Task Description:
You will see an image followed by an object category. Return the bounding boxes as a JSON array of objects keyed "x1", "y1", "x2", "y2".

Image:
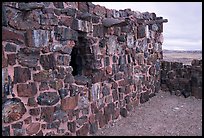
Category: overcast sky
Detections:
[{"x1": 93, "y1": 2, "x2": 202, "y2": 51}]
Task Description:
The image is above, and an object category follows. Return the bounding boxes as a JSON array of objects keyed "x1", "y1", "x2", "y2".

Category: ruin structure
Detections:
[{"x1": 2, "y1": 2, "x2": 169, "y2": 136}]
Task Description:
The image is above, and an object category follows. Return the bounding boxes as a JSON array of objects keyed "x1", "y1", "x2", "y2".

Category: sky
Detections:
[{"x1": 93, "y1": 2, "x2": 202, "y2": 51}]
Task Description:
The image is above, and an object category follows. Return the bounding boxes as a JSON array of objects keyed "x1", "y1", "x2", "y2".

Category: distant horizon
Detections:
[{"x1": 162, "y1": 49, "x2": 202, "y2": 52}]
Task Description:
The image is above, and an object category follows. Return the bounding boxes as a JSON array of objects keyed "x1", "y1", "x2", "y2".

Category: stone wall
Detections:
[
  {"x1": 160, "y1": 59, "x2": 202, "y2": 99},
  {"x1": 2, "y1": 2, "x2": 167, "y2": 136}
]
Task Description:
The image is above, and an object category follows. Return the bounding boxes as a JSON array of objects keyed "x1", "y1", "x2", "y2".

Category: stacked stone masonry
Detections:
[
  {"x1": 160, "y1": 59, "x2": 202, "y2": 99},
  {"x1": 2, "y1": 2, "x2": 168, "y2": 136}
]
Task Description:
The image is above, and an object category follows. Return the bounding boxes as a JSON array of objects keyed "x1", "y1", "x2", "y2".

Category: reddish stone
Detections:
[
  {"x1": 33, "y1": 70, "x2": 51, "y2": 82},
  {"x1": 41, "y1": 107, "x2": 55, "y2": 122},
  {"x1": 59, "y1": 16, "x2": 73, "y2": 27},
  {"x1": 112, "y1": 89, "x2": 119, "y2": 102},
  {"x1": 9, "y1": 11, "x2": 41, "y2": 31},
  {"x1": 29, "y1": 108, "x2": 40, "y2": 116},
  {"x1": 98, "y1": 113, "x2": 106, "y2": 128},
  {"x1": 113, "y1": 108, "x2": 120, "y2": 120},
  {"x1": 26, "y1": 122, "x2": 40, "y2": 135},
  {"x1": 93, "y1": 5, "x2": 106, "y2": 17},
  {"x1": 2, "y1": 27, "x2": 25, "y2": 44},
  {"x1": 24, "y1": 116, "x2": 32, "y2": 124},
  {"x1": 40, "y1": 53, "x2": 56, "y2": 70},
  {"x1": 125, "y1": 85, "x2": 131, "y2": 94},
  {"x1": 53, "y1": 2, "x2": 64, "y2": 8},
  {"x1": 35, "y1": 130, "x2": 43, "y2": 136},
  {"x1": 93, "y1": 24, "x2": 104, "y2": 37},
  {"x1": 118, "y1": 79, "x2": 128, "y2": 86},
  {"x1": 89, "y1": 114, "x2": 95, "y2": 124},
  {"x1": 17, "y1": 82, "x2": 37, "y2": 97},
  {"x1": 106, "y1": 66, "x2": 112, "y2": 75},
  {"x1": 61, "y1": 95, "x2": 78, "y2": 111},
  {"x1": 76, "y1": 123, "x2": 89, "y2": 136},
  {"x1": 7, "y1": 54, "x2": 16, "y2": 65},
  {"x1": 2, "y1": 47, "x2": 8, "y2": 68},
  {"x1": 106, "y1": 9, "x2": 113, "y2": 18},
  {"x1": 14, "y1": 66, "x2": 31, "y2": 84},
  {"x1": 2, "y1": 98, "x2": 27, "y2": 123},
  {"x1": 78, "y1": 2, "x2": 88, "y2": 13},
  {"x1": 91, "y1": 102, "x2": 99, "y2": 114},
  {"x1": 192, "y1": 87, "x2": 202, "y2": 99}
]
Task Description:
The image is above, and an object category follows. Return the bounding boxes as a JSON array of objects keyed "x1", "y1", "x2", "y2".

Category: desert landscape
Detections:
[{"x1": 162, "y1": 49, "x2": 202, "y2": 65}]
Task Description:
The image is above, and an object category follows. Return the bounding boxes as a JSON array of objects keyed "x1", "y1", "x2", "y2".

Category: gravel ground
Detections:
[{"x1": 92, "y1": 90, "x2": 202, "y2": 136}]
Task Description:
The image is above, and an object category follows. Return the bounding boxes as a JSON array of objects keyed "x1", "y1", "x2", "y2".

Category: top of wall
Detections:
[{"x1": 2, "y1": 2, "x2": 168, "y2": 28}]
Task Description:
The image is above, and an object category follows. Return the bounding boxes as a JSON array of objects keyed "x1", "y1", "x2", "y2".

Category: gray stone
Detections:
[
  {"x1": 18, "y1": 2, "x2": 44, "y2": 11},
  {"x1": 137, "y1": 25, "x2": 146, "y2": 38},
  {"x1": 26, "y1": 29, "x2": 50, "y2": 47},
  {"x1": 37, "y1": 92, "x2": 60, "y2": 106},
  {"x1": 91, "y1": 83, "x2": 101, "y2": 101},
  {"x1": 89, "y1": 122, "x2": 98, "y2": 134},
  {"x1": 58, "y1": 88, "x2": 68, "y2": 99},
  {"x1": 18, "y1": 47, "x2": 40, "y2": 68},
  {"x1": 5, "y1": 43, "x2": 17, "y2": 52},
  {"x1": 107, "y1": 36, "x2": 117, "y2": 55},
  {"x1": 2, "y1": 126, "x2": 10, "y2": 136},
  {"x1": 53, "y1": 110, "x2": 68, "y2": 123},
  {"x1": 127, "y1": 33, "x2": 134, "y2": 48},
  {"x1": 120, "y1": 108, "x2": 128, "y2": 117},
  {"x1": 140, "y1": 92, "x2": 149, "y2": 104},
  {"x1": 54, "y1": 27, "x2": 78, "y2": 41},
  {"x1": 71, "y1": 19, "x2": 93, "y2": 32},
  {"x1": 102, "y1": 85, "x2": 110, "y2": 97},
  {"x1": 78, "y1": 95, "x2": 89, "y2": 109},
  {"x1": 61, "y1": 8, "x2": 77, "y2": 17},
  {"x1": 2, "y1": 5, "x2": 8, "y2": 26}
]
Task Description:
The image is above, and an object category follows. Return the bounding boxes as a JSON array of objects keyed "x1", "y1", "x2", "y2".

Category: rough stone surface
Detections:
[
  {"x1": 40, "y1": 107, "x2": 55, "y2": 122},
  {"x1": 26, "y1": 123, "x2": 40, "y2": 135},
  {"x1": 40, "y1": 54, "x2": 56, "y2": 70},
  {"x1": 61, "y1": 95, "x2": 78, "y2": 111},
  {"x1": 26, "y1": 29, "x2": 50, "y2": 47},
  {"x1": 37, "y1": 92, "x2": 60, "y2": 106},
  {"x1": 2, "y1": 2, "x2": 170, "y2": 136},
  {"x1": 18, "y1": 47, "x2": 40, "y2": 67},
  {"x1": 14, "y1": 66, "x2": 31, "y2": 83},
  {"x1": 17, "y1": 82, "x2": 37, "y2": 97},
  {"x1": 2, "y1": 98, "x2": 26, "y2": 123}
]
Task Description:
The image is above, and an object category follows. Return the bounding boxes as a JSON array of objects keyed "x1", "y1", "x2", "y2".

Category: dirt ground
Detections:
[{"x1": 92, "y1": 90, "x2": 202, "y2": 136}]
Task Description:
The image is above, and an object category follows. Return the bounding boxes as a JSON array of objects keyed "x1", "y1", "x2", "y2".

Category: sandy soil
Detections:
[{"x1": 92, "y1": 90, "x2": 202, "y2": 136}]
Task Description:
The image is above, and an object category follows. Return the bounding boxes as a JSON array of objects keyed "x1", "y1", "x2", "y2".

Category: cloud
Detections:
[{"x1": 93, "y1": 2, "x2": 202, "y2": 51}]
